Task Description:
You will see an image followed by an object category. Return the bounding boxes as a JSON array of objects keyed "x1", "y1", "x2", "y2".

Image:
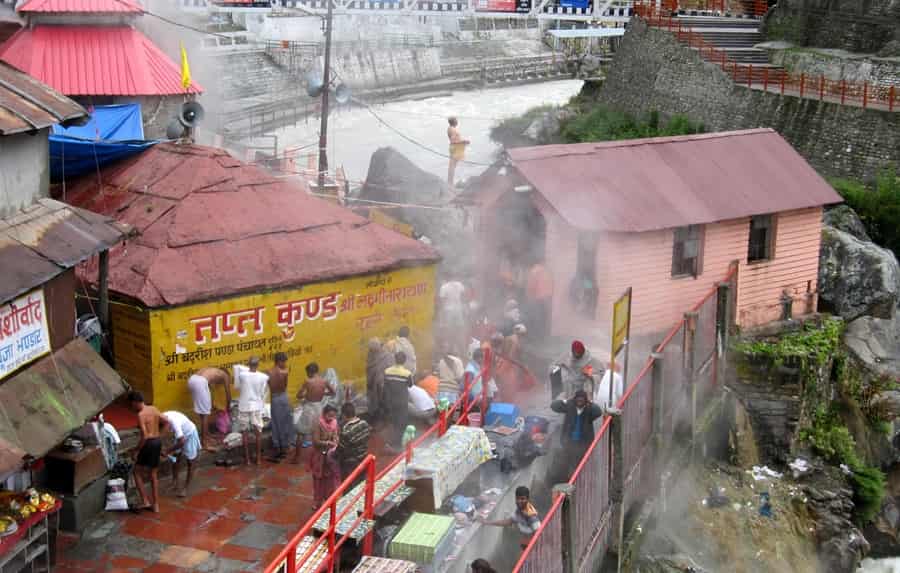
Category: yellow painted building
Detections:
[{"x1": 113, "y1": 265, "x2": 437, "y2": 413}]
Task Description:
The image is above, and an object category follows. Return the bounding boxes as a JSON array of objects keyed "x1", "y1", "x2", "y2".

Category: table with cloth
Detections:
[
  {"x1": 313, "y1": 462, "x2": 414, "y2": 540},
  {"x1": 405, "y1": 425, "x2": 493, "y2": 509}
]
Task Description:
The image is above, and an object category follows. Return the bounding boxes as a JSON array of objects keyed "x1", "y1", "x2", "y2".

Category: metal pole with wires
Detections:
[{"x1": 317, "y1": 0, "x2": 334, "y2": 192}]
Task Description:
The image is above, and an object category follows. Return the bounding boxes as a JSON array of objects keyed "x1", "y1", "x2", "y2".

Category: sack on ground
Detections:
[{"x1": 105, "y1": 478, "x2": 129, "y2": 511}]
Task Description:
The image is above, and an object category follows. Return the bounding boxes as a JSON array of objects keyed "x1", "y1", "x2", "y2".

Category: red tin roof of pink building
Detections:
[
  {"x1": 17, "y1": 0, "x2": 143, "y2": 13},
  {"x1": 65, "y1": 144, "x2": 440, "y2": 308},
  {"x1": 0, "y1": 25, "x2": 202, "y2": 96},
  {"x1": 506, "y1": 128, "x2": 842, "y2": 233}
]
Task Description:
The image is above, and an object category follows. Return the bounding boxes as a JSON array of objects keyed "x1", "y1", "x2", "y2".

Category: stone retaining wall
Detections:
[{"x1": 593, "y1": 19, "x2": 900, "y2": 181}]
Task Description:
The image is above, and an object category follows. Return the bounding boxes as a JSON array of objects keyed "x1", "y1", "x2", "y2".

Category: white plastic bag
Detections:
[{"x1": 104, "y1": 478, "x2": 128, "y2": 511}]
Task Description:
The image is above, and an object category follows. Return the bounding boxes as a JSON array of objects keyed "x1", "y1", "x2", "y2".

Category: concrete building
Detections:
[
  {"x1": 465, "y1": 128, "x2": 842, "y2": 338},
  {"x1": 0, "y1": 61, "x2": 86, "y2": 216},
  {"x1": 66, "y1": 143, "x2": 440, "y2": 413},
  {"x1": 0, "y1": 60, "x2": 130, "y2": 537},
  {"x1": 0, "y1": 0, "x2": 203, "y2": 138}
]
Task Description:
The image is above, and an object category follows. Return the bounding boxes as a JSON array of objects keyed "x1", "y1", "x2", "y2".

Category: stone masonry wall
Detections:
[
  {"x1": 762, "y1": 0, "x2": 900, "y2": 55},
  {"x1": 593, "y1": 19, "x2": 900, "y2": 181},
  {"x1": 769, "y1": 48, "x2": 900, "y2": 89}
]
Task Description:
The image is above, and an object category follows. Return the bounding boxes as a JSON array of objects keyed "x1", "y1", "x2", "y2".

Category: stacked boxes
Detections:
[{"x1": 389, "y1": 513, "x2": 455, "y2": 572}]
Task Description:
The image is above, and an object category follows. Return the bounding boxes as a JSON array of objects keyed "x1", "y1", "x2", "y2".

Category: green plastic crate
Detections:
[{"x1": 389, "y1": 512, "x2": 454, "y2": 564}]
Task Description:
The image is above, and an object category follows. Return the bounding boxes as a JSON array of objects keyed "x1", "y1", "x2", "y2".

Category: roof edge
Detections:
[
  {"x1": 509, "y1": 128, "x2": 777, "y2": 161},
  {"x1": 96, "y1": 258, "x2": 442, "y2": 310}
]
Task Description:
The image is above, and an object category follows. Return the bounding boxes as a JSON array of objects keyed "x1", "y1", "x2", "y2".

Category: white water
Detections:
[
  {"x1": 860, "y1": 558, "x2": 900, "y2": 572},
  {"x1": 274, "y1": 79, "x2": 584, "y2": 184}
]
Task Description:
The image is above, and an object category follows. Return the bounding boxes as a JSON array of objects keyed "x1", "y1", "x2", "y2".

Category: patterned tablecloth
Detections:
[
  {"x1": 294, "y1": 536, "x2": 327, "y2": 573},
  {"x1": 313, "y1": 463, "x2": 414, "y2": 539},
  {"x1": 352, "y1": 555, "x2": 417, "y2": 573},
  {"x1": 405, "y1": 425, "x2": 493, "y2": 509}
]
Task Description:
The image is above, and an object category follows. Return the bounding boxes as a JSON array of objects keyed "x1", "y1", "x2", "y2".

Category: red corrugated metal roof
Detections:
[
  {"x1": 17, "y1": 0, "x2": 143, "y2": 12},
  {"x1": 0, "y1": 26, "x2": 202, "y2": 96},
  {"x1": 66, "y1": 144, "x2": 440, "y2": 308},
  {"x1": 0, "y1": 60, "x2": 86, "y2": 135},
  {"x1": 506, "y1": 128, "x2": 843, "y2": 233}
]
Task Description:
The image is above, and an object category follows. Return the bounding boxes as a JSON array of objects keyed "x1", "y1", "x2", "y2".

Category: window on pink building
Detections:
[
  {"x1": 748, "y1": 214, "x2": 775, "y2": 263},
  {"x1": 672, "y1": 225, "x2": 704, "y2": 278}
]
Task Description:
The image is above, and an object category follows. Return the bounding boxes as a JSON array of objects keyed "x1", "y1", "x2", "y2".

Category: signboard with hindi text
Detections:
[
  {"x1": 114, "y1": 265, "x2": 437, "y2": 413},
  {"x1": 0, "y1": 289, "x2": 51, "y2": 380},
  {"x1": 612, "y1": 289, "x2": 631, "y2": 356}
]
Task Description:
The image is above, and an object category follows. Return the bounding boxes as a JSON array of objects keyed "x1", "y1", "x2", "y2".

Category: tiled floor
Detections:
[{"x1": 56, "y1": 433, "x2": 395, "y2": 573}]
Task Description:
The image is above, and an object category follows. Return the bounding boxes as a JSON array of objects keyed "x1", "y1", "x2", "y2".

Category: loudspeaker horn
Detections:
[
  {"x1": 178, "y1": 101, "x2": 205, "y2": 128},
  {"x1": 305, "y1": 71, "x2": 324, "y2": 98},
  {"x1": 334, "y1": 83, "x2": 351, "y2": 104}
]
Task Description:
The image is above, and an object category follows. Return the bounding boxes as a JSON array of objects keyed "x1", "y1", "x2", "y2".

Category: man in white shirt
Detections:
[
  {"x1": 592, "y1": 362, "x2": 624, "y2": 411},
  {"x1": 439, "y1": 280, "x2": 467, "y2": 356},
  {"x1": 161, "y1": 410, "x2": 200, "y2": 497},
  {"x1": 234, "y1": 356, "x2": 269, "y2": 465},
  {"x1": 408, "y1": 380, "x2": 437, "y2": 425}
]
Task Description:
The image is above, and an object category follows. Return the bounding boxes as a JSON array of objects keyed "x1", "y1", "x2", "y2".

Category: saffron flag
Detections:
[{"x1": 180, "y1": 42, "x2": 192, "y2": 91}]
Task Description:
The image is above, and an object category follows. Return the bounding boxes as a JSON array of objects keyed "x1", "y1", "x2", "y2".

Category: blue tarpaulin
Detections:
[{"x1": 50, "y1": 104, "x2": 157, "y2": 182}]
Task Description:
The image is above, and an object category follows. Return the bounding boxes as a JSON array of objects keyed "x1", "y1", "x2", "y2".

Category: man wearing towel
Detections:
[
  {"x1": 161, "y1": 410, "x2": 201, "y2": 497},
  {"x1": 187, "y1": 367, "x2": 231, "y2": 449}
]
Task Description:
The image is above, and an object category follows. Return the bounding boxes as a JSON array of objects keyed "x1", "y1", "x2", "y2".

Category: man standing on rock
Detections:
[{"x1": 447, "y1": 117, "x2": 470, "y2": 187}]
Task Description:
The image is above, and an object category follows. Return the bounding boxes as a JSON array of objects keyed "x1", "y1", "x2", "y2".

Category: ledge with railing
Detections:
[
  {"x1": 634, "y1": 4, "x2": 898, "y2": 112},
  {"x1": 513, "y1": 264, "x2": 738, "y2": 573}
]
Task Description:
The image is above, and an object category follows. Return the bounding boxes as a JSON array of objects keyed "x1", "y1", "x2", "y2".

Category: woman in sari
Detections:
[{"x1": 309, "y1": 405, "x2": 340, "y2": 509}]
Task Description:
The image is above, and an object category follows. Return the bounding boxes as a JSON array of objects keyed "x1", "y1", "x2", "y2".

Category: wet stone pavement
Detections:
[{"x1": 56, "y1": 436, "x2": 395, "y2": 573}]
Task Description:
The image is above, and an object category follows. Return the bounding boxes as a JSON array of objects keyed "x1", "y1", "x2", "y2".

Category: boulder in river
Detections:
[
  {"x1": 359, "y1": 147, "x2": 474, "y2": 277},
  {"x1": 818, "y1": 226, "x2": 900, "y2": 321}
]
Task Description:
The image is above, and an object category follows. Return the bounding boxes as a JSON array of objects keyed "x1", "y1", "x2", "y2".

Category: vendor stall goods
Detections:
[
  {"x1": 314, "y1": 463, "x2": 413, "y2": 539},
  {"x1": 389, "y1": 512, "x2": 455, "y2": 568},
  {"x1": 405, "y1": 426, "x2": 492, "y2": 509},
  {"x1": 352, "y1": 556, "x2": 417, "y2": 573}
]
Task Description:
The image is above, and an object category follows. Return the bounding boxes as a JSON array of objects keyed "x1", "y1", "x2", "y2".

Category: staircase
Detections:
[
  {"x1": 677, "y1": 15, "x2": 771, "y2": 65},
  {"x1": 673, "y1": 15, "x2": 782, "y2": 76}
]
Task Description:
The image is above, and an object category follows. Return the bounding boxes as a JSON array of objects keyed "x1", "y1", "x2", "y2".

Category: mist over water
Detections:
[
  {"x1": 274, "y1": 79, "x2": 584, "y2": 183},
  {"x1": 861, "y1": 559, "x2": 900, "y2": 572}
]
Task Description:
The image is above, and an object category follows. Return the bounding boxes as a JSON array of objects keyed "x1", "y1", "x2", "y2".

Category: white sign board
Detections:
[{"x1": 0, "y1": 289, "x2": 51, "y2": 380}]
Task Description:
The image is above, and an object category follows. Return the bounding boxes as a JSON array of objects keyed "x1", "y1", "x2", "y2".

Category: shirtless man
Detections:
[
  {"x1": 129, "y1": 391, "x2": 164, "y2": 512},
  {"x1": 267, "y1": 352, "x2": 296, "y2": 461},
  {"x1": 187, "y1": 367, "x2": 232, "y2": 450},
  {"x1": 447, "y1": 117, "x2": 470, "y2": 188},
  {"x1": 291, "y1": 362, "x2": 335, "y2": 464}
]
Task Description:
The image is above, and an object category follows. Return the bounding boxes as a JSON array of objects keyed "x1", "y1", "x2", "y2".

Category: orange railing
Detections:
[
  {"x1": 513, "y1": 265, "x2": 738, "y2": 573},
  {"x1": 265, "y1": 348, "x2": 494, "y2": 572},
  {"x1": 637, "y1": 8, "x2": 898, "y2": 112}
]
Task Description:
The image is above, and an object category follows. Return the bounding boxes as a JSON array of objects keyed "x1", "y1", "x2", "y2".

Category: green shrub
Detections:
[
  {"x1": 558, "y1": 107, "x2": 704, "y2": 143},
  {"x1": 832, "y1": 170, "x2": 900, "y2": 258},
  {"x1": 850, "y1": 464, "x2": 886, "y2": 525},
  {"x1": 799, "y1": 405, "x2": 886, "y2": 525}
]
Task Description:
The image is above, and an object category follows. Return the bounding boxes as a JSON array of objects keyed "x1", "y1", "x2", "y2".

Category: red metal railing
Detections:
[
  {"x1": 636, "y1": 7, "x2": 898, "y2": 112},
  {"x1": 265, "y1": 348, "x2": 493, "y2": 572},
  {"x1": 513, "y1": 265, "x2": 738, "y2": 573}
]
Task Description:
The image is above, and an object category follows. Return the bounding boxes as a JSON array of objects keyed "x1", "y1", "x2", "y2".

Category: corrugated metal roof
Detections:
[
  {"x1": 0, "y1": 25, "x2": 203, "y2": 96},
  {"x1": 0, "y1": 60, "x2": 86, "y2": 135},
  {"x1": 17, "y1": 0, "x2": 143, "y2": 12},
  {"x1": 0, "y1": 198, "x2": 131, "y2": 304},
  {"x1": 0, "y1": 338, "x2": 128, "y2": 460},
  {"x1": 66, "y1": 144, "x2": 441, "y2": 308},
  {"x1": 506, "y1": 128, "x2": 843, "y2": 232}
]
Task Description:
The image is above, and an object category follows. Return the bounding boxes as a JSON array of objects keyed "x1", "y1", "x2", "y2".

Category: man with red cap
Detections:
[{"x1": 551, "y1": 340, "x2": 598, "y2": 399}]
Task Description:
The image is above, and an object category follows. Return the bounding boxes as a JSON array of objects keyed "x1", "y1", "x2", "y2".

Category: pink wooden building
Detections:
[{"x1": 465, "y1": 128, "x2": 842, "y2": 338}]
